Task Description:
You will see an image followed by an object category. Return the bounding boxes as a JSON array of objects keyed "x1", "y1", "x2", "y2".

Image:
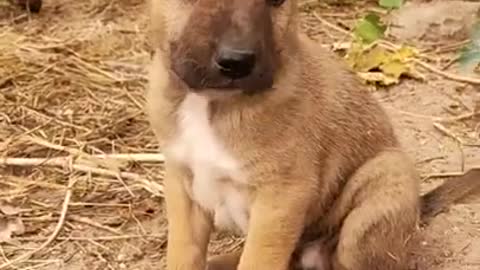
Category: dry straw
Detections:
[{"x1": 0, "y1": 0, "x2": 167, "y2": 268}]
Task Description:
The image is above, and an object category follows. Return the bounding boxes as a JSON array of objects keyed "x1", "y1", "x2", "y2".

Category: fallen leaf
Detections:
[
  {"x1": 391, "y1": 46, "x2": 418, "y2": 61},
  {"x1": 346, "y1": 41, "x2": 422, "y2": 86},
  {"x1": 345, "y1": 42, "x2": 365, "y2": 67},
  {"x1": 353, "y1": 46, "x2": 389, "y2": 72},
  {"x1": 380, "y1": 59, "x2": 408, "y2": 78},
  {"x1": 0, "y1": 217, "x2": 25, "y2": 243}
]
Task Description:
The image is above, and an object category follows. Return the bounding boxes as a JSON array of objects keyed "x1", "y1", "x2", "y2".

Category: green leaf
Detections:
[
  {"x1": 459, "y1": 22, "x2": 480, "y2": 74},
  {"x1": 458, "y1": 47, "x2": 480, "y2": 74},
  {"x1": 378, "y1": 0, "x2": 403, "y2": 9},
  {"x1": 354, "y1": 14, "x2": 386, "y2": 44}
]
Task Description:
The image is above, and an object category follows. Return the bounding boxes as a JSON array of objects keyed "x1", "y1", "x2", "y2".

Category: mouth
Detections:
[
  {"x1": 169, "y1": 57, "x2": 273, "y2": 94},
  {"x1": 171, "y1": 68, "x2": 266, "y2": 94},
  {"x1": 174, "y1": 71, "x2": 236, "y2": 91}
]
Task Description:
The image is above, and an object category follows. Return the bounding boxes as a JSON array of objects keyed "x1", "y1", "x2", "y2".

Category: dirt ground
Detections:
[{"x1": 0, "y1": 0, "x2": 479, "y2": 270}]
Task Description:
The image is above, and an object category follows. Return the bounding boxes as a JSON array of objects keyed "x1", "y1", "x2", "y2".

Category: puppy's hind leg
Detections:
[{"x1": 330, "y1": 151, "x2": 420, "y2": 270}]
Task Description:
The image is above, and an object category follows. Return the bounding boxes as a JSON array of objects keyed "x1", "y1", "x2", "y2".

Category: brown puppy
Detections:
[{"x1": 146, "y1": 1, "x2": 480, "y2": 270}]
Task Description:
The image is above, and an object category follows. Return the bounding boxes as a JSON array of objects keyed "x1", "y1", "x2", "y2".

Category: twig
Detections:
[
  {"x1": 434, "y1": 39, "x2": 471, "y2": 54},
  {"x1": 0, "y1": 246, "x2": 15, "y2": 270},
  {"x1": 0, "y1": 154, "x2": 164, "y2": 197},
  {"x1": 223, "y1": 239, "x2": 245, "y2": 253},
  {"x1": 24, "y1": 137, "x2": 152, "y2": 198},
  {"x1": 86, "y1": 239, "x2": 112, "y2": 253},
  {"x1": 129, "y1": 204, "x2": 148, "y2": 236},
  {"x1": 422, "y1": 171, "x2": 467, "y2": 181},
  {"x1": 441, "y1": 56, "x2": 460, "y2": 71},
  {"x1": 312, "y1": 12, "x2": 351, "y2": 36},
  {"x1": 433, "y1": 122, "x2": 465, "y2": 171},
  {"x1": 437, "y1": 112, "x2": 480, "y2": 122},
  {"x1": 23, "y1": 136, "x2": 138, "y2": 199},
  {"x1": 387, "y1": 107, "x2": 480, "y2": 123},
  {"x1": 414, "y1": 60, "x2": 480, "y2": 85},
  {"x1": 25, "y1": 135, "x2": 124, "y2": 171},
  {"x1": 421, "y1": 167, "x2": 480, "y2": 181},
  {"x1": 94, "y1": 153, "x2": 165, "y2": 162},
  {"x1": 0, "y1": 178, "x2": 77, "y2": 269},
  {"x1": 68, "y1": 216, "x2": 121, "y2": 235},
  {"x1": 18, "y1": 260, "x2": 61, "y2": 270},
  {"x1": 416, "y1": 155, "x2": 445, "y2": 165},
  {"x1": 0, "y1": 153, "x2": 165, "y2": 167},
  {"x1": 14, "y1": 234, "x2": 165, "y2": 242},
  {"x1": 19, "y1": 106, "x2": 91, "y2": 132},
  {"x1": 113, "y1": 174, "x2": 136, "y2": 198},
  {"x1": 433, "y1": 122, "x2": 464, "y2": 145},
  {"x1": 68, "y1": 202, "x2": 130, "y2": 207}
]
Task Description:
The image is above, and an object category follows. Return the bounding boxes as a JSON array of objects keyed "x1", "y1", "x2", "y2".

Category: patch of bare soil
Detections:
[{"x1": 0, "y1": 1, "x2": 478, "y2": 269}]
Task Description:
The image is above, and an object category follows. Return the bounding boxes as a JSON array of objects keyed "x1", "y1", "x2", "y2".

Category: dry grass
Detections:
[{"x1": 0, "y1": 0, "x2": 167, "y2": 268}]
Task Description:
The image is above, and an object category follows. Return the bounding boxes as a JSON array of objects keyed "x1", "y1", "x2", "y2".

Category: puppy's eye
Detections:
[{"x1": 267, "y1": 0, "x2": 286, "y2": 7}]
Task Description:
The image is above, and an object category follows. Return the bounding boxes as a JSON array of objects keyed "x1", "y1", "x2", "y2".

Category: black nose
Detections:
[{"x1": 214, "y1": 47, "x2": 256, "y2": 79}]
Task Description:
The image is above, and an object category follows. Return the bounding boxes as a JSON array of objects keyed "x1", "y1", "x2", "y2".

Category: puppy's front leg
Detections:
[
  {"x1": 164, "y1": 162, "x2": 213, "y2": 270},
  {"x1": 238, "y1": 184, "x2": 312, "y2": 270}
]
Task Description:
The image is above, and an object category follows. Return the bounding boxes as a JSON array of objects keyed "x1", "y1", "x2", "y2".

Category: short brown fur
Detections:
[{"x1": 146, "y1": 1, "x2": 480, "y2": 270}]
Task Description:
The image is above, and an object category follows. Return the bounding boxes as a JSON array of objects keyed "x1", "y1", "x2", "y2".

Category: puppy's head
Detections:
[{"x1": 150, "y1": 0, "x2": 298, "y2": 94}]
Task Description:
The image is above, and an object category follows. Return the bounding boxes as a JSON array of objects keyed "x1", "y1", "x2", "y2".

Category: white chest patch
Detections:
[{"x1": 166, "y1": 93, "x2": 249, "y2": 234}]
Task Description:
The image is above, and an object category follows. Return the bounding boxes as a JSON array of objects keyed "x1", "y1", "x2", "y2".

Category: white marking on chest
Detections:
[{"x1": 167, "y1": 94, "x2": 249, "y2": 233}]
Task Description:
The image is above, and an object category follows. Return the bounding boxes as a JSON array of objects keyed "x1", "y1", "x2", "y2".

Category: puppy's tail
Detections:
[{"x1": 420, "y1": 168, "x2": 480, "y2": 222}]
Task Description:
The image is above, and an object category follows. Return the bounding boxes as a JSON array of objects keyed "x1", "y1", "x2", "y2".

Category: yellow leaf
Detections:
[
  {"x1": 355, "y1": 47, "x2": 389, "y2": 72},
  {"x1": 345, "y1": 42, "x2": 365, "y2": 67},
  {"x1": 380, "y1": 60, "x2": 408, "y2": 79},
  {"x1": 345, "y1": 41, "x2": 422, "y2": 86},
  {"x1": 391, "y1": 46, "x2": 418, "y2": 61}
]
